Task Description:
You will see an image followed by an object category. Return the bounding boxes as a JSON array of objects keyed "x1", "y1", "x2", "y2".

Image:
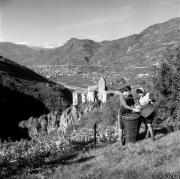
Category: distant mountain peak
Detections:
[{"x1": 0, "y1": 17, "x2": 179, "y2": 66}]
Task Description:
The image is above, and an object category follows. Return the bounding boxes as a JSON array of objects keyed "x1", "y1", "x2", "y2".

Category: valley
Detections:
[{"x1": 1, "y1": 18, "x2": 179, "y2": 90}]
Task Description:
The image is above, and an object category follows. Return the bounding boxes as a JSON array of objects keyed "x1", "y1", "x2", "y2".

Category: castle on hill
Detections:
[{"x1": 72, "y1": 76, "x2": 118, "y2": 105}]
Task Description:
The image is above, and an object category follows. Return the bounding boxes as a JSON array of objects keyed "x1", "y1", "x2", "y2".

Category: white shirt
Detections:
[{"x1": 139, "y1": 93, "x2": 151, "y2": 106}]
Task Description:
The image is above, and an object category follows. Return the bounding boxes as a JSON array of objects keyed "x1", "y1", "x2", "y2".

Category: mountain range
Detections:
[{"x1": 0, "y1": 17, "x2": 180, "y2": 67}]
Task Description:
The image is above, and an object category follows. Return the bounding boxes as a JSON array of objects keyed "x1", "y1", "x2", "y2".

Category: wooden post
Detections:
[
  {"x1": 94, "y1": 123, "x2": 97, "y2": 145},
  {"x1": 117, "y1": 109, "x2": 122, "y2": 141}
]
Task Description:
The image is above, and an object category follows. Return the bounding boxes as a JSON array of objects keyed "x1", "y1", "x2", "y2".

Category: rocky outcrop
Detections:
[
  {"x1": 19, "y1": 111, "x2": 61, "y2": 138},
  {"x1": 19, "y1": 102, "x2": 101, "y2": 140},
  {"x1": 19, "y1": 106, "x2": 80, "y2": 139}
]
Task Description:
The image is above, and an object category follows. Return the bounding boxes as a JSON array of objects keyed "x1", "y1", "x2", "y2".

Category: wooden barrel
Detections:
[{"x1": 122, "y1": 113, "x2": 140, "y2": 144}]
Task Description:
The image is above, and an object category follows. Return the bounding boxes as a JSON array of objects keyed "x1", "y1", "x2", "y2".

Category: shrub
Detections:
[
  {"x1": 79, "y1": 97, "x2": 119, "y2": 128},
  {"x1": 0, "y1": 137, "x2": 71, "y2": 178},
  {"x1": 153, "y1": 46, "x2": 180, "y2": 129},
  {"x1": 76, "y1": 97, "x2": 120, "y2": 144}
]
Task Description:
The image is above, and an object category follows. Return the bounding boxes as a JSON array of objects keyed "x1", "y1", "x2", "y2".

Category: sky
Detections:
[{"x1": 0, "y1": 0, "x2": 179, "y2": 47}]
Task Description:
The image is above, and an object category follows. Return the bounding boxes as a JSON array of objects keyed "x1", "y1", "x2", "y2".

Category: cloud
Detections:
[
  {"x1": 37, "y1": 42, "x2": 63, "y2": 48},
  {"x1": 16, "y1": 41, "x2": 30, "y2": 45},
  {"x1": 0, "y1": 31, "x2": 1, "y2": 42},
  {"x1": 85, "y1": 34, "x2": 103, "y2": 42},
  {"x1": 15, "y1": 41, "x2": 63, "y2": 48},
  {"x1": 160, "y1": 0, "x2": 172, "y2": 5},
  {"x1": 70, "y1": 18, "x2": 109, "y2": 29},
  {"x1": 159, "y1": 0, "x2": 179, "y2": 6},
  {"x1": 58, "y1": 5, "x2": 134, "y2": 31},
  {"x1": 1, "y1": 0, "x2": 14, "y2": 7}
]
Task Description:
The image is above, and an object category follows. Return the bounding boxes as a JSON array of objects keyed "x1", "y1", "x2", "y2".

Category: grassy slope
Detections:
[{"x1": 25, "y1": 131, "x2": 180, "y2": 179}]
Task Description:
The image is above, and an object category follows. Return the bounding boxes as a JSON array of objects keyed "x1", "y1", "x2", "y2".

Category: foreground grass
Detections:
[{"x1": 15, "y1": 131, "x2": 180, "y2": 179}]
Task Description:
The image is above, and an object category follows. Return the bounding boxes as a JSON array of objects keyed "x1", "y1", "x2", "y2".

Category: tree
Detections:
[{"x1": 153, "y1": 46, "x2": 180, "y2": 125}]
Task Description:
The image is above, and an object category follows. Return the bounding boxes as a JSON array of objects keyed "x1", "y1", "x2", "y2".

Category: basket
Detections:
[
  {"x1": 122, "y1": 113, "x2": 140, "y2": 143},
  {"x1": 140, "y1": 103, "x2": 155, "y2": 118}
]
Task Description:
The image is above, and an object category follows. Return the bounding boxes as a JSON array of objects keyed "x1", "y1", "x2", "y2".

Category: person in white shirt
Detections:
[{"x1": 136, "y1": 87, "x2": 155, "y2": 141}]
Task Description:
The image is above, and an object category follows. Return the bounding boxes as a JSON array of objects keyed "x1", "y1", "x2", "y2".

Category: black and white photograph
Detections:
[{"x1": 0, "y1": 0, "x2": 180, "y2": 178}]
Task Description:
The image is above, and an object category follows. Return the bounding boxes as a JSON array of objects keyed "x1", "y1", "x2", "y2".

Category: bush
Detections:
[
  {"x1": 78, "y1": 97, "x2": 119, "y2": 129},
  {"x1": 75, "y1": 97, "x2": 120, "y2": 144},
  {"x1": 0, "y1": 138, "x2": 71, "y2": 178},
  {"x1": 153, "y1": 46, "x2": 180, "y2": 129}
]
